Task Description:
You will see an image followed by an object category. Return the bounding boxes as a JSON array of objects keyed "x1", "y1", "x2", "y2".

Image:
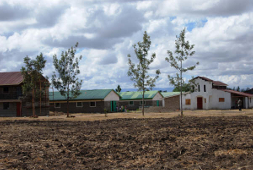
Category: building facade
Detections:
[
  {"x1": 118, "y1": 91, "x2": 163, "y2": 110},
  {"x1": 49, "y1": 89, "x2": 120, "y2": 113},
  {"x1": 182, "y1": 76, "x2": 253, "y2": 110},
  {"x1": 0, "y1": 72, "x2": 49, "y2": 117}
]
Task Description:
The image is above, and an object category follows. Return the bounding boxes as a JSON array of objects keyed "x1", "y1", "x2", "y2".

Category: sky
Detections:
[{"x1": 0, "y1": 0, "x2": 253, "y2": 91}]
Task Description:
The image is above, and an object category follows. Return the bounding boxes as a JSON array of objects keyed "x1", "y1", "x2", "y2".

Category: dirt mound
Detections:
[{"x1": 0, "y1": 116, "x2": 252, "y2": 169}]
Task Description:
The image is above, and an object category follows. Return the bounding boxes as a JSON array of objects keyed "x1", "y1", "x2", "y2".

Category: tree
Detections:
[
  {"x1": 115, "y1": 85, "x2": 122, "y2": 92},
  {"x1": 165, "y1": 28, "x2": 199, "y2": 117},
  {"x1": 236, "y1": 86, "x2": 240, "y2": 92},
  {"x1": 172, "y1": 81, "x2": 192, "y2": 92},
  {"x1": 127, "y1": 31, "x2": 160, "y2": 116},
  {"x1": 21, "y1": 53, "x2": 47, "y2": 117},
  {"x1": 52, "y1": 43, "x2": 82, "y2": 117}
]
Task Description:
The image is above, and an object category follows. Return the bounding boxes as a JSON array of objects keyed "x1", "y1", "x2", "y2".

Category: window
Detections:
[
  {"x1": 185, "y1": 99, "x2": 191, "y2": 105},
  {"x1": 3, "y1": 102, "x2": 9, "y2": 110},
  {"x1": 54, "y1": 103, "x2": 61, "y2": 108},
  {"x1": 76, "y1": 102, "x2": 83, "y2": 107},
  {"x1": 198, "y1": 85, "x2": 200, "y2": 92},
  {"x1": 204, "y1": 85, "x2": 206, "y2": 92},
  {"x1": 204, "y1": 98, "x2": 206, "y2": 103},
  {"x1": 3, "y1": 87, "x2": 9, "y2": 93},
  {"x1": 90, "y1": 102, "x2": 96, "y2": 107},
  {"x1": 139, "y1": 101, "x2": 146, "y2": 105},
  {"x1": 192, "y1": 85, "x2": 195, "y2": 92},
  {"x1": 129, "y1": 101, "x2": 134, "y2": 106},
  {"x1": 219, "y1": 98, "x2": 225, "y2": 102}
]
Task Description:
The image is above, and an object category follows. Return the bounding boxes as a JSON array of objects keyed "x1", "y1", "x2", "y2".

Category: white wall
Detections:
[
  {"x1": 104, "y1": 91, "x2": 120, "y2": 101},
  {"x1": 249, "y1": 97, "x2": 253, "y2": 108},
  {"x1": 182, "y1": 78, "x2": 231, "y2": 110},
  {"x1": 153, "y1": 93, "x2": 163, "y2": 101}
]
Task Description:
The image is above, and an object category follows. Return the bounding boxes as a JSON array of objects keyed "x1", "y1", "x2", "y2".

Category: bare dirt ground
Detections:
[
  {"x1": 0, "y1": 109, "x2": 253, "y2": 122},
  {"x1": 0, "y1": 111, "x2": 253, "y2": 169}
]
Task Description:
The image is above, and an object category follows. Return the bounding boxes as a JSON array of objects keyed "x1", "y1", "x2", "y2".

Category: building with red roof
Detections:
[
  {"x1": 0, "y1": 72, "x2": 49, "y2": 117},
  {"x1": 183, "y1": 76, "x2": 253, "y2": 110}
]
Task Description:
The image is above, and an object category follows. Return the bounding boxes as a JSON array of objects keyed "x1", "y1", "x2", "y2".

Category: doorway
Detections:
[
  {"x1": 16, "y1": 102, "x2": 22, "y2": 117},
  {"x1": 110, "y1": 101, "x2": 117, "y2": 112},
  {"x1": 197, "y1": 97, "x2": 203, "y2": 109}
]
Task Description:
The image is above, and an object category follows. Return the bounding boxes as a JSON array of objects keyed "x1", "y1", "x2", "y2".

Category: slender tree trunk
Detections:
[
  {"x1": 142, "y1": 89, "x2": 144, "y2": 116},
  {"x1": 40, "y1": 81, "x2": 41, "y2": 116},
  {"x1": 180, "y1": 60, "x2": 183, "y2": 117},
  {"x1": 67, "y1": 84, "x2": 70, "y2": 117},
  {"x1": 32, "y1": 88, "x2": 35, "y2": 117}
]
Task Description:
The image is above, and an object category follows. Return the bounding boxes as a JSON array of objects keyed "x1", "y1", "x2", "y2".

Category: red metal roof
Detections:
[
  {"x1": 0, "y1": 72, "x2": 24, "y2": 86},
  {"x1": 213, "y1": 81, "x2": 228, "y2": 86},
  {"x1": 193, "y1": 76, "x2": 227, "y2": 86},
  {"x1": 220, "y1": 89, "x2": 253, "y2": 97}
]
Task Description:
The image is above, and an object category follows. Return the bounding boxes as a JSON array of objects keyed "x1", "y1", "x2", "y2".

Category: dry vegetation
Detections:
[
  {"x1": 0, "y1": 110, "x2": 253, "y2": 169},
  {"x1": 1, "y1": 109, "x2": 253, "y2": 122}
]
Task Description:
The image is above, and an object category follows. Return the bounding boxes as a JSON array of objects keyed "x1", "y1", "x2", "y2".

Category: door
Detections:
[
  {"x1": 197, "y1": 97, "x2": 203, "y2": 109},
  {"x1": 156, "y1": 100, "x2": 159, "y2": 106},
  {"x1": 110, "y1": 101, "x2": 117, "y2": 112},
  {"x1": 16, "y1": 102, "x2": 22, "y2": 117},
  {"x1": 113, "y1": 101, "x2": 117, "y2": 112}
]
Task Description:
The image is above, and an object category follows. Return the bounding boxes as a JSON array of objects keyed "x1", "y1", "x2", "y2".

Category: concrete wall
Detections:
[
  {"x1": 249, "y1": 97, "x2": 253, "y2": 108},
  {"x1": 182, "y1": 78, "x2": 231, "y2": 110},
  {"x1": 153, "y1": 93, "x2": 163, "y2": 100},
  {"x1": 104, "y1": 91, "x2": 120, "y2": 101},
  {"x1": 50, "y1": 101, "x2": 106, "y2": 113},
  {"x1": 164, "y1": 95, "x2": 180, "y2": 110},
  {"x1": 0, "y1": 102, "x2": 17, "y2": 117},
  {"x1": 118, "y1": 100, "x2": 162, "y2": 110}
]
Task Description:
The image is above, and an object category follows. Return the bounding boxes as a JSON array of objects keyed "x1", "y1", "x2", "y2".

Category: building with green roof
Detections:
[
  {"x1": 49, "y1": 89, "x2": 120, "y2": 113},
  {"x1": 118, "y1": 91, "x2": 163, "y2": 110}
]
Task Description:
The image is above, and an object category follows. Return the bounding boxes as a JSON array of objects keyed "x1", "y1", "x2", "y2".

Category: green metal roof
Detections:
[
  {"x1": 161, "y1": 92, "x2": 181, "y2": 98},
  {"x1": 118, "y1": 91, "x2": 159, "y2": 100},
  {"x1": 49, "y1": 89, "x2": 115, "y2": 101}
]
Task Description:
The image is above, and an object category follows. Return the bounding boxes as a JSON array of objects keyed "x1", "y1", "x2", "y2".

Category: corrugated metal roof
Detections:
[
  {"x1": 118, "y1": 91, "x2": 159, "y2": 100},
  {"x1": 193, "y1": 76, "x2": 227, "y2": 86},
  {"x1": 213, "y1": 81, "x2": 228, "y2": 86},
  {"x1": 193, "y1": 76, "x2": 213, "y2": 82},
  {"x1": 0, "y1": 72, "x2": 23, "y2": 86},
  {"x1": 49, "y1": 89, "x2": 115, "y2": 101},
  {"x1": 220, "y1": 89, "x2": 253, "y2": 97},
  {"x1": 161, "y1": 92, "x2": 181, "y2": 98}
]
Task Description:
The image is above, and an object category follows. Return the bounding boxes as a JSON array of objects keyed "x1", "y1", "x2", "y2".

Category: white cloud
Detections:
[{"x1": 0, "y1": 0, "x2": 253, "y2": 91}]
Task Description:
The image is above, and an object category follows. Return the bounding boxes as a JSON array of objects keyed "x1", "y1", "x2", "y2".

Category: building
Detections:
[
  {"x1": 161, "y1": 92, "x2": 181, "y2": 110},
  {"x1": 0, "y1": 72, "x2": 49, "y2": 117},
  {"x1": 118, "y1": 91, "x2": 163, "y2": 110},
  {"x1": 245, "y1": 88, "x2": 253, "y2": 94},
  {"x1": 182, "y1": 76, "x2": 253, "y2": 110},
  {"x1": 49, "y1": 89, "x2": 120, "y2": 113}
]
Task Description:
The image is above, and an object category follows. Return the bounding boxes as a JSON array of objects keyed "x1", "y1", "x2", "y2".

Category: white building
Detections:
[{"x1": 182, "y1": 76, "x2": 253, "y2": 110}]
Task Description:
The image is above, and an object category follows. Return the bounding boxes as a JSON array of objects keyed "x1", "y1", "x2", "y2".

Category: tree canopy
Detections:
[
  {"x1": 52, "y1": 42, "x2": 82, "y2": 117},
  {"x1": 128, "y1": 31, "x2": 160, "y2": 116}
]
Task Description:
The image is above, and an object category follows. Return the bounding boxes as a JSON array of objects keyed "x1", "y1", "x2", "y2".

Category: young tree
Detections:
[
  {"x1": 52, "y1": 43, "x2": 82, "y2": 117},
  {"x1": 165, "y1": 28, "x2": 199, "y2": 117},
  {"x1": 128, "y1": 31, "x2": 160, "y2": 116},
  {"x1": 115, "y1": 85, "x2": 122, "y2": 92},
  {"x1": 172, "y1": 81, "x2": 192, "y2": 92},
  {"x1": 21, "y1": 53, "x2": 47, "y2": 117}
]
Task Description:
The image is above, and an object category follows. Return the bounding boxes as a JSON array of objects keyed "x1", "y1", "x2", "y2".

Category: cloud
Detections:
[
  {"x1": 0, "y1": 0, "x2": 253, "y2": 90},
  {"x1": 0, "y1": 2, "x2": 31, "y2": 21}
]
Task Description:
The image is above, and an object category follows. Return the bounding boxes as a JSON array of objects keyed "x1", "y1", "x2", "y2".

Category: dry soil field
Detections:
[{"x1": 0, "y1": 110, "x2": 253, "y2": 169}]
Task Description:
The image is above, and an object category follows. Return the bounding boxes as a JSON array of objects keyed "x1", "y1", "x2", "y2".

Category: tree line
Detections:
[{"x1": 21, "y1": 28, "x2": 197, "y2": 117}]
